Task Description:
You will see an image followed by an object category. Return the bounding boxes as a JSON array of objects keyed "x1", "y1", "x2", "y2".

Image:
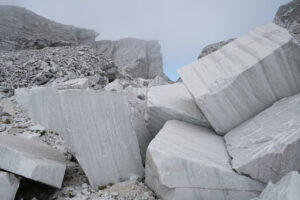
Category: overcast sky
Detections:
[{"x1": 0, "y1": 0, "x2": 291, "y2": 80}]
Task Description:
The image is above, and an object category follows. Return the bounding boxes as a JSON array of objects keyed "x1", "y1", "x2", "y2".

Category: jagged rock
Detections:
[
  {"x1": 0, "y1": 134, "x2": 66, "y2": 188},
  {"x1": 198, "y1": 38, "x2": 235, "y2": 59},
  {"x1": 15, "y1": 87, "x2": 144, "y2": 187},
  {"x1": 147, "y1": 82, "x2": 210, "y2": 136},
  {"x1": 225, "y1": 93, "x2": 300, "y2": 183},
  {"x1": 178, "y1": 23, "x2": 300, "y2": 134},
  {"x1": 274, "y1": 0, "x2": 300, "y2": 43},
  {"x1": 146, "y1": 120, "x2": 264, "y2": 200},
  {"x1": 252, "y1": 171, "x2": 300, "y2": 200},
  {"x1": 0, "y1": 98, "x2": 15, "y2": 116},
  {"x1": 95, "y1": 38, "x2": 165, "y2": 79},
  {"x1": 148, "y1": 75, "x2": 170, "y2": 88},
  {"x1": 0, "y1": 171, "x2": 20, "y2": 200},
  {"x1": 53, "y1": 78, "x2": 89, "y2": 90},
  {"x1": 0, "y1": 5, "x2": 98, "y2": 51}
]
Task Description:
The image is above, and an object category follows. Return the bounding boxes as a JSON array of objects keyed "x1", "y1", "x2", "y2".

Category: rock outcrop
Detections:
[
  {"x1": 0, "y1": 134, "x2": 66, "y2": 188},
  {"x1": 178, "y1": 23, "x2": 300, "y2": 134},
  {"x1": 16, "y1": 87, "x2": 144, "y2": 187},
  {"x1": 198, "y1": 38, "x2": 235, "y2": 59},
  {"x1": 0, "y1": 5, "x2": 98, "y2": 51},
  {"x1": 0, "y1": 171, "x2": 19, "y2": 200},
  {"x1": 146, "y1": 120, "x2": 265, "y2": 200}
]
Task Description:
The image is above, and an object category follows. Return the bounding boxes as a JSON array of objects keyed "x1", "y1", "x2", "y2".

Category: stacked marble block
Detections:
[{"x1": 145, "y1": 23, "x2": 300, "y2": 200}]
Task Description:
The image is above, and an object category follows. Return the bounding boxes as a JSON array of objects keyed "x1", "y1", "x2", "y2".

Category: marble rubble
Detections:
[
  {"x1": 145, "y1": 120, "x2": 265, "y2": 200},
  {"x1": 225, "y1": 93, "x2": 300, "y2": 183},
  {"x1": 0, "y1": 171, "x2": 20, "y2": 200},
  {"x1": 147, "y1": 82, "x2": 210, "y2": 136},
  {"x1": 16, "y1": 87, "x2": 144, "y2": 187},
  {"x1": 178, "y1": 23, "x2": 300, "y2": 134},
  {"x1": 0, "y1": 134, "x2": 66, "y2": 188},
  {"x1": 252, "y1": 171, "x2": 300, "y2": 200},
  {"x1": 0, "y1": 98, "x2": 15, "y2": 116},
  {"x1": 53, "y1": 78, "x2": 89, "y2": 90}
]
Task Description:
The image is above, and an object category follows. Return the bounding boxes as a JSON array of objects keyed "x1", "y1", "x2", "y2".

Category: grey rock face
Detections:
[
  {"x1": 198, "y1": 38, "x2": 235, "y2": 59},
  {"x1": 147, "y1": 82, "x2": 210, "y2": 136},
  {"x1": 274, "y1": 0, "x2": 300, "y2": 43},
  {"x1": 16, "y1": 87, "x2": 144, "y2": 187},
  {"x1": 0, "y1": 171, "x2": 20, "y2": 200},
  {"x1": 95, "y1": 38, "x2": 165, "y2": 79},
  {"x1": 0, "y1": 134, "x2": 66, "y2": 188},
  {"x1": 253, "y1": 171, "x2": 300, "y2": 200},
  {"x1": 178, "y1": 23, "x2": 300, "y2": 134},
  {"x1": 146, "y1": 120, "x2": 265, "y2": 200},
  {"x1": 0, "y1": 5, "x2": 98, "y2": 51},
  {"x1": 225, "y1": 93, "x2": 300, "y2": 183}
]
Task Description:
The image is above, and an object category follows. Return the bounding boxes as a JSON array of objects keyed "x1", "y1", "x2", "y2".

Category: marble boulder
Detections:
[
  {"x1": 146, "y1": 120, "x2": 264, "y2": 200},
  {"x1": 225, "y1": 93, "x2": 300, "y2": 183},
  {"x1": 0, "y1": 171, "x2": 20, "y2": 200},
  {"x1": 178, "y1": 23, "x2": 300, "y2": 134}
]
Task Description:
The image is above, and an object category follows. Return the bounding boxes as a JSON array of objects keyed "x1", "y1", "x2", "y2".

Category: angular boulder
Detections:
[
  {"x1": 178, "y1": 23, "x2": 300, "y2": 134},
  {"x1": 0, "y1": 98, "x2": 15, "y2": 116},
  {"x1": 225, "y1": 93, "x2": 300, "y2": 183},
  {"x1": 147, "y1": 82, "x2": 210, "y2": 136},
  {"x1": 0, "y1": 134, "x2": 65, "y2": 188},
  {"x1": 0, "y1": 171, "x2": 20, "y2": 200},
  {"x1": 146, "y1": 120, "x2": 264, "y2": 200},
  {"x1": 16, "y1": 87, "x2": 144, "y2": 187},
  {"x1": 53, "y1": 78, "x2": 89, "y2": 90}
]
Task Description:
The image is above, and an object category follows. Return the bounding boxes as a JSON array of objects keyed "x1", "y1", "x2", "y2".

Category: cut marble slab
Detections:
[
  {"x1": 178, "y1": 23, "x2": 300, "y2": 134},
  {"x1": 147, "y1": 82, "x2": 210, "y2": 136},
  {"x1": 225, "y1": 93, "x2": 300, "y2": 183},
  {"x1": 15, "y1": 87, "x2": 144, "y2": 187},
  {"x1": 145, "y1": 120, "x2": 264, "y2": 200},
  {"x1": 0, "y1": 171, "x2": 20, "y2": 200},
  {"x1": 0, "y1": 134, "x2": 65, "y2": 188},
  {"x1": 252, "y1": 171, "x2": 300, "y2": 200}
]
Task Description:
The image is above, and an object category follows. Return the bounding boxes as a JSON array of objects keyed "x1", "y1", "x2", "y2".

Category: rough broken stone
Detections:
[
  {"x1": 0, "y1": 171, "x2": 20, "y2": 200},
  {"x1": 0, "y1": 98, "x2": 15, "y2": 116},
  {"x1": 0, "y1": 134, "x2": 66, "y2": 188},
  {"x1": 16, "y1": 87, "x2": 144, "y2": 187},
  {"x1": 198, "y1": 38, "x2": 235, "y2": 59},
  {"x1": 148, "y1": 75, "x2": 170, "y2": 88},
  {"x1": 147, "y1": 82, "x2": 210, "y2": 136},
  {"x1": 252, "y1": 171, "x2": 300, "y2": 200},
  {"x1": 146, "y1": 120, "x2": 264, "y2": 200},
  {"x1": 225, "y1": 93, "x2": 300, "y2": 183},
  {"x1": 53, "y1": 78, "x2": 89, "y2": 90},
  {"x1": 178, "y1": 23, "x2": 300, "y2": 134}
]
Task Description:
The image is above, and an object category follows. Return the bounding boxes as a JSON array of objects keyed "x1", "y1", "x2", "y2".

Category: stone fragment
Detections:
[
  {"x1": 198, "y1": 38, "x2": 235, "y2": 59},
  {"x1": 0, "y1": 134, "x2": 66, "y2": 188},
  {"x1": 0, "y1": 98, "x2": 15, "y2": 116},
  {"x1": 0, "y1": 171, "x2": 20, "y2": 200},
  {"x1": 147, "y1": 82, "x2": 210, "y2": 136},
  {"x1": 53, "y1": 78, "x2": 89, "y2": 90},
  {"x1": 178, "y1": 23, "x2": 300, "y2": 134},
  {"x1": 148, "y1": 75, "x2": 170, "y2": 88},
  {"x1": 225, "y1": 93, "x2": 300, "y2": 183},
  {"x1": 146, "y1": 120, "x2": 264, "y2": 200},
  {"x1": 16, "y1": 87, "x2": 144, "y2": 187}
]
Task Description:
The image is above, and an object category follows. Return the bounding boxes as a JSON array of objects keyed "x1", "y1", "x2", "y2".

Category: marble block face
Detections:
[
  {"x1": 178, "y1": 23, "x2": 300, "y2": 134},
  {"x1": 16, "y1": 87, "x2": 144, "y2": 187},
  {"x1": 145, "y1": 120, "x2": 264, "y2": 200},
  {"x1": 0, "y1": 134, "x2": 65, "y2": 188},
  {"x1": 225, "y1": 93, "x2": 300, "y2": 183},
  {"x1": 0, "y1": 171, "x2": 20, "y2": 200}
]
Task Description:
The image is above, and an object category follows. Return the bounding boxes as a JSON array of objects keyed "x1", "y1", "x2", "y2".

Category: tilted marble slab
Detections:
[
  {"x1": 145, "y1": 120, "x2": 264, "y2": 200},
  {"x1": 178, "y1": 23, "x2": 300, "y2": 134},
  {"x1": 252, "y1": 171, "x2": 300, "y2": 200},
  {"x1": 0, "y1": 171, "x2": 19, "y2": 200},
  {"x1": 0, "y1": 134, "x2": 65, "y2": 188},
  {"x1": 147, "y1": 82, "x2": 210, "y2": 136},
  {"x1": 225, "y1": 93, "x2": 300, "y2": 183},
  {"x1": 15, "y1": 87, "x2": 144, "y2": 187}
]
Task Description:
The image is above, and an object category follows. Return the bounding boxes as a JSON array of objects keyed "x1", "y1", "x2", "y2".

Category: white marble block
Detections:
[
  {"x1": 16, "y1": 87, "x2": 144, "y2": 187},
  {"x1": 145, "y1": 120, "x2": 264, "y2": 200},
  {"x1": 0, "y1": 134, "x2": 65, "y2": 188},
  {"x1": 225, "y1": 93, "x2": 300, "y2": 183},
  {"x1": 0, "y1": 171, "x2": 19, "y2": 200},
  {"x1": 147, "y1": 82, "x2": 209, "y2": 136},
  {"x1": 178, "y1": 23, "x2": 300, "y2": 134}
]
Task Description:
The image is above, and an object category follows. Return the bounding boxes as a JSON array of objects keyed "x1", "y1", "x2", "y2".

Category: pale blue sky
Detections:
[{"x1": 0, "y1": 0, "x2": 291, "y2": 80}]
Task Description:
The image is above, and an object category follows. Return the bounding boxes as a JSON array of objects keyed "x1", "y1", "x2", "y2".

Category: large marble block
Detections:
[
  {"x1": 178, "y1": 23, "x2": 300, "y2": 134},
  {"x1": 145, "y1": 120, "x2": 264, "y2": 200},
  {"x1": 147, "y1": 82, "x2": 209, "y2": 136},
  {"x1": 0, "y1": 171, "x2": 19, "y2": 200},
  {"x1": 0, "y1": 134, "x2": 65, "y2": 188},
  {"x1": 252, "y1": 171, "x2": 300, "y2": 200},
  {"x1": 16, "y1": 87, "x2": 144, "y2": 187},
  {"x1": 225, "y1": 93, "x2": 300, "y2": 183}
]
